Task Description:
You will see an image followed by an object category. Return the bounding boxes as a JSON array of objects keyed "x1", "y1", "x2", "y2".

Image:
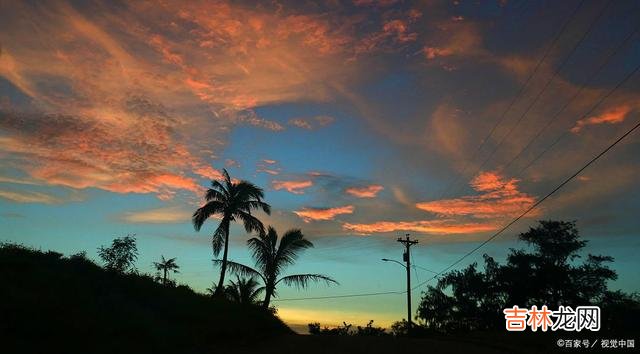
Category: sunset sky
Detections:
[{"x1": 1, "y1": 0, "x2": 640, "y2": 330}]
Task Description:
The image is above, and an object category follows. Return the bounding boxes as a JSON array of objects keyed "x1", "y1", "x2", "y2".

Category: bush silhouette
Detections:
[
  {"x1": 416, "y1": 220, "x2": 640, "y2": 333},
  {"x1": 97, "y1": 234, "x2": 138, "y2": 273}
]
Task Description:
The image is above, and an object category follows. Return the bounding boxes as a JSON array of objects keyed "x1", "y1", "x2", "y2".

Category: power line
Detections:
[
  {"x1": 412, "y1": 264, "x2": 440, "y2": 275},
  {"x1": 501, "y1": 22, "x2": 640, "y2": 172},
  {"x1": 274, "y1": 97, "x2": 640, "y2": 301},
  {"x1": 271, "y1": 3, "x2": 639, "y2": 303},
  {"x1": 436, "y1": 0, "x2": 587, "y2": 200},
  {"x1": 411, "y1": 116, "x2": 640, "y2": 292},
  {"x1": 271, "y1": 289, "x2": 404, "y2": 302},
  {"x1": 452, "y1": 0, "x2": 614, "y2": 195},
  {"x1": 518, "y1": 59, "x2": 640, "y2": 175}
]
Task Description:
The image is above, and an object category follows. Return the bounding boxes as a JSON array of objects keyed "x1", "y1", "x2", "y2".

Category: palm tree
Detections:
[
  {"x1": 224, "y1": 276, "x2": 264, "y2": 305},
  {"x1": 192, "y1": 168, "x2": 271, "y2": 296},
  {"x1": 153, "y1": 255, "x2": 180, "y2": 285},
  {"x1": 218, "y1": 226, "x2": 337, "y2": 308}
]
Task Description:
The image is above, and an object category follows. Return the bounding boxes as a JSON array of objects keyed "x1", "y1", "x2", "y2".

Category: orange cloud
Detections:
[
  {"x1": 422, "y1": 23, "x2": 482, "y2": 61},
  {"x1": 288, "y1": 115, "x2": 336, "y2": 130},
  {"x1": 194, "y1": 166, "x2": 224, "y2": 181},
  {"x1": 0, "y1": 109, "x2": 206, "y2": 200},
  {"x1": 272, "y1": 180, "x2": 313, "y2": 194},
  {"x1": 423, "y1": 47, "x2": 455, "y2": 60},
  {"x1": 415, "y1": 171, "x2": 536, "y2": 219},
  {"x1": 259, "y1": 169, "x2": 280, "y2": 175},
  {"x1": 345, "y1": 185, "x2": 384, "y2": 198},
  {"x1": 570, "y1": 105, "x2": 632, "y2": 134},
  {"x1": 354, "y1": 10, "x2": 421, "y2": 56},
  {"x1": 343, "y1": 220, "x2": 497, "y2": 235},
  {"x1": 294, "y1": 205, "x2": 355, "y2": 222},
  {"x1": 257, "y1": 159, "x2": 281, "y2": 175}
]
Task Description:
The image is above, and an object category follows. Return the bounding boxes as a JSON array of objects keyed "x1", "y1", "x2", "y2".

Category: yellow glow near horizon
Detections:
[{"x1": 277, "y1": 306, "x2": 398, "y2": 330}]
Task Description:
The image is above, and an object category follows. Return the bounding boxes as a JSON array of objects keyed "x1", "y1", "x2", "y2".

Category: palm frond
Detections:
[
  {"x1": 222, "y1": 168, "x2": 233, "y2": 191},
  {"x1": 210, "y1": 179, "x2": 228, "y2": 196},
  {"x1": 276, "y1": 274, "x2": 338, "y2": 289},
  {"x1": 234, "y1": 181, "x2": 265, "y2": 201},
  {"x1": 251, "y1": 286, "x2": 266, "y2": 302},
  {"x1": 211, "y1": 221, "x2": 227, "y2": 257},
  {"x1": 275, "y1": 229, "x2": 313, "y2": 269},
  {"x1": 235, "y1": 210, "x2": 265, "y2": 234},
  {"x1": 205, "y1": 188, "x2": 226, "y2": 202},
  {"x1": 247, "y1": 236, "x2": 272, "y2": 274},
  {"x1": 213, "y1": 259, "x2": 263, "y2": 281},
  {"x1": 192, "y1": 201, "x2": 225, "y2": 231}
]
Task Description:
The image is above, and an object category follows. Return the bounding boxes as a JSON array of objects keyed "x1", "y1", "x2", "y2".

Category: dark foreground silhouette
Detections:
[
  {"x1": 0, "y1": 244, "x2": 290, "y2": 354},
  {"x1": 0, "y1": 244, "x2": 556, "y2": 354}
]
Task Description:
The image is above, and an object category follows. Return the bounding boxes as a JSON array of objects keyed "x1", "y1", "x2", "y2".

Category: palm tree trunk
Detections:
[
  {"x1": 263, "y1": 284, "x2": 273, "y2": 308},
  {"x1": 214, "y1": 217, "x2": 231, "y2": 296},
  {"x1": 163, "y1": 268, "x2": 167, "y2": 285}
]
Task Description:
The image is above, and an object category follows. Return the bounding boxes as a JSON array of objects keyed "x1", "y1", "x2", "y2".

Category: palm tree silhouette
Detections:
[
  {"x1": 153, "y1": 255, "x2": 180, "y2": 285},
  {"x1": 217, "y1": 226, "x2": 337, "y2": 308},
  {"x1": 224, "y1": 276, "x2": 264, "y2": 305},
  {"x1": 192, "y1": 169, "x2": 271, "y2": 296}
]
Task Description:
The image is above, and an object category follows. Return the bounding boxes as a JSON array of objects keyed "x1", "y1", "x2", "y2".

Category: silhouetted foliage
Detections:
[
  {"x1": 220, "y1": 226, "x2": 337, "y2": 308},
  {"x1": 97, "y1": 234, "x2": 138, "y2": 273},
  {"x1": 308, "y1": 322, "x2": 353, "y2": 336},
  {"x1": 416, "y1": 220, "x2": 639, "y2": 333},
  {"x1": 356, "y1": 320, "x2": 387, "y2": 336},
  {"x1": 224, "y1": 276, "x2": 264, "y2": 305},
  {"x1": 153, "y1": 255, "x2": 180, "y2": 286},
  {"x1": 192, "y1": 168, "x2": 271, "y2": 296},
  {"x1": 1, "y1": 243, "x2": 291, "y2": 354},
  {"x1": 390, "y1": 320, "x2": 408, "y2": 337},
  {"x1": 308, "y1": 321, "x2": 387, "y2": 336}
]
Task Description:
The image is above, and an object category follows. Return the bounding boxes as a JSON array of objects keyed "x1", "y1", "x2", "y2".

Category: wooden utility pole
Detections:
[{"x1": 397, "y1": 233, "x2": 418, "y2": 335}]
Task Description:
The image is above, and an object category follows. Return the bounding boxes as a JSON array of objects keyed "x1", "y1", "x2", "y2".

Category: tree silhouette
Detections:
[
  {"x1": 192, "y1": 169, "x2": 271, "y2": 296},
  {"x1": 218, "y1": 226, "x2": 337, "y2": 308},
  {"x1": 153, "y1": 255, "x2": 180, "y2": 286},
  {"x1": 97, "y1": 234, "x2": 138, "y2": 273},
  {"x1": 416, "y1": 220, "x2": 625, "y2": 332},
  {"x1": 224, "y1": 276, "x2": 264, "y2": 305}
]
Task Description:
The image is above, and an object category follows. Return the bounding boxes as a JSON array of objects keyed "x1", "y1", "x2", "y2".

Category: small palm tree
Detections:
[
  {"x1": 218, "y1": 226, "x2": 337, "y2": 308},
  {"x1": 193, "y1": 169, "x2": 271, "y2": 296},
  {"x1": 153, "y1": 255, "x2": 180, "y2": 285},
  {"x1": 224, "y1": 276, "x2": 264, "y2": 305}
]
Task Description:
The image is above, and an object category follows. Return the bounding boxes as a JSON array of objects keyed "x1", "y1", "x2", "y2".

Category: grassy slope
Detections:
[{"x1": 0, "y1": 244, "x2": 291, "y2": 354}]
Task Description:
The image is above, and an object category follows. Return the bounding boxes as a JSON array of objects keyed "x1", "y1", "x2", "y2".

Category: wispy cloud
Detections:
[
  {"x1": 294, "y1": 205, "x2": 355, "y2": 222},
  {"x1": 272, "y1": 180, "x2": 313, "y2": 194},
  {"x1": 345, "y1": 185, "x2": 384, "y2": 198},
  {"x1": 343, "y1": 219, "x2": 497, "y2": 235},
  {"x1": 118, "y1": 206, "x2": 194, "y2": 224},
  {"x1": 570, "y1": 105, "x2": 632, "y2": 134},
  {"x1": 0, "y1": 189, "x2": 78, "y2": 204},
  {"x1": 288, "y1": 115, "x2": 336, "y2": 130},
  {"x1": 257, "y1": 159, "x2": 281, "y2": 175}
]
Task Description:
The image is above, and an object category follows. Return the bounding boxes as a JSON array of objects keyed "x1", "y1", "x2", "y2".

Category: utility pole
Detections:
[{"x1": 397, "y1": 233, "x2": 418, "y2": 335}]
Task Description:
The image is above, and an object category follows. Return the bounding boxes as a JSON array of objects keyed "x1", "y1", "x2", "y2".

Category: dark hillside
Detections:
[{"x1": 0, "y1": 244, "x2": 291, "y2": 354}]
